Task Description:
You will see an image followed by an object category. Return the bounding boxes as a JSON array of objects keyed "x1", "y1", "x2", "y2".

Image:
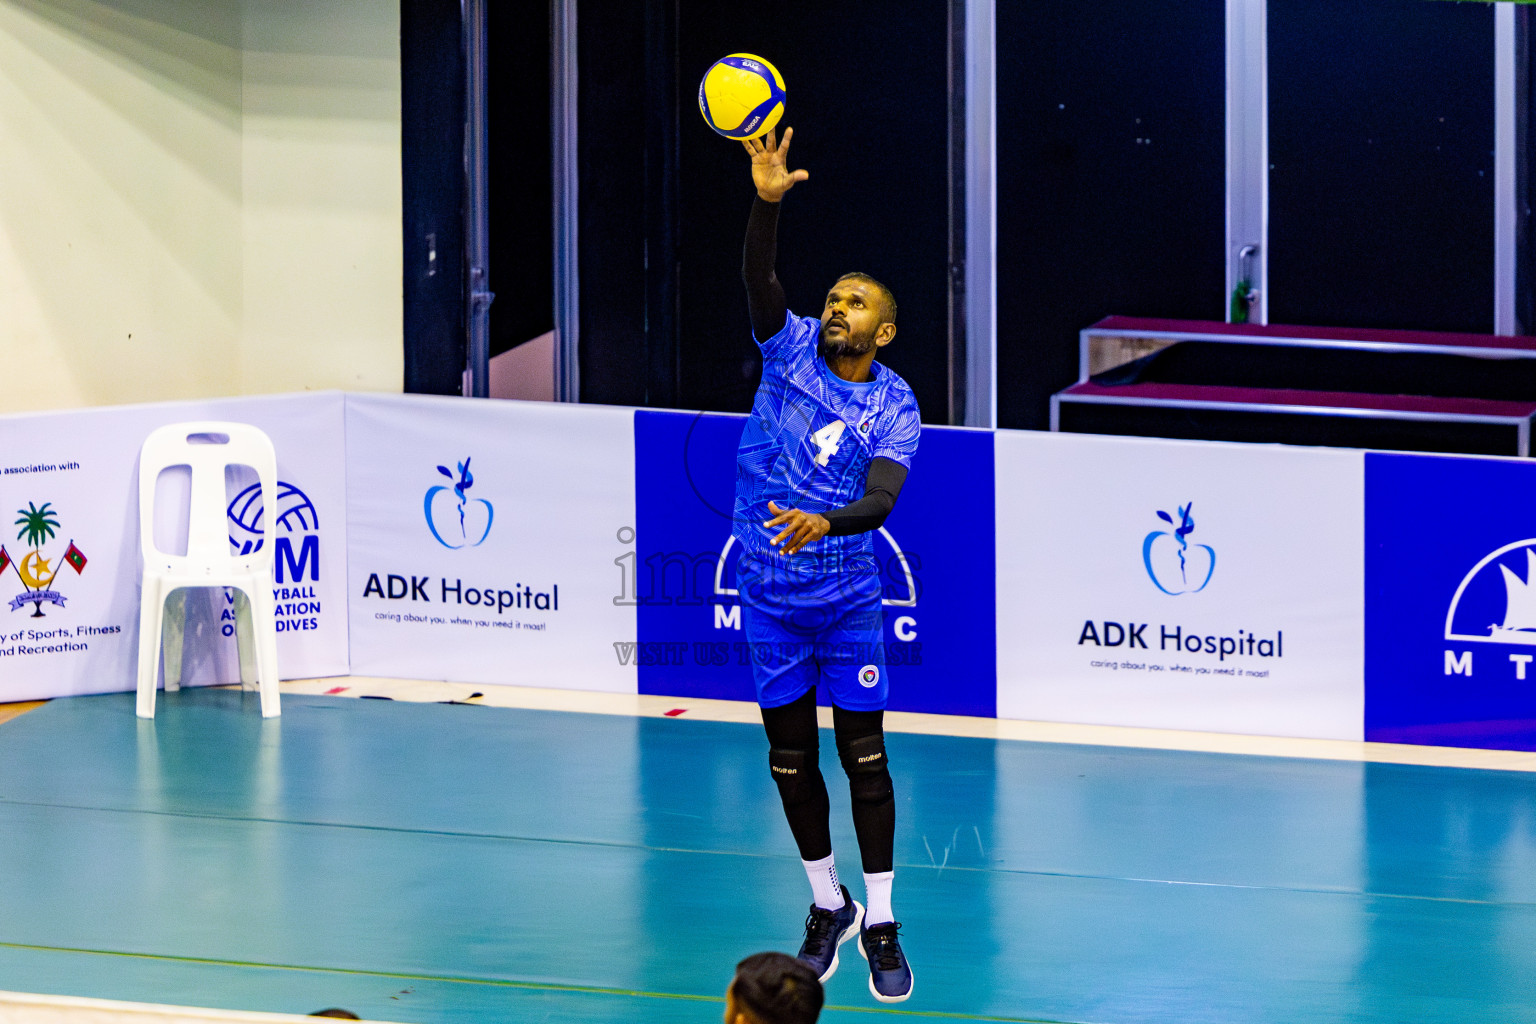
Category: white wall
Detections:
[
  {"x1": 239, "y1": 1, "x2": 400, "y2": 396},
  {"x1": 0, "y1": 0, "x2": 401, "y2": 414}
]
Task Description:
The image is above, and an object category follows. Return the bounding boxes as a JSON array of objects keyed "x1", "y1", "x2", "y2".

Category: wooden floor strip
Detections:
[{"x1": 0, "y1": 701, "x2": 46, "y2": 727}]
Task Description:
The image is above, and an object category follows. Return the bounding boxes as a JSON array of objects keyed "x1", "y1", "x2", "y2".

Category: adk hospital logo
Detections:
[
  {"x1": 1078, "y1": 497, "x2": 1284, "y2": 664},
  {"x1": 2, "y1": 501, "x2": 87, "y2": 617},
  {"x1": 1144, "y1": 502, "x2": 1215, "y2": 596},
  {"x1": 227, "y1": 481, "x2": 322, "y2": 634},
  {"x1": 426, "y1": 458, "x2": 493, "y2": 549},
  {"x1": 359, "y1": 458, "x2": 559, "y2": 619}
]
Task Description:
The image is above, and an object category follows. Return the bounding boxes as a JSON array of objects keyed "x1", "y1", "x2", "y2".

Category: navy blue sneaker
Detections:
[
  {"x1": 858, "y1": 921, "x2": 913, "y2": 1002},
  {"x1": 795, "y1": 885, "x2": 863, "y2": 982}
]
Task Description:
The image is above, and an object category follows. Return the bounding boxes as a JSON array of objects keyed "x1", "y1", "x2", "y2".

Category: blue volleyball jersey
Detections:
[{"x1": 733, "y1": 312, "x2": 921, "y2": 576}]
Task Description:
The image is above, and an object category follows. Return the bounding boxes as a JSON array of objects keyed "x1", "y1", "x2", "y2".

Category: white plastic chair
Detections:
[{"x1": 136, "y1": 422, "x2": 281, "y2": 718}]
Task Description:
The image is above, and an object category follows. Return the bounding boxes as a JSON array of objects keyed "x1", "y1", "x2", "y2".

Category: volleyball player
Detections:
[{"x1": 734, "y1": 126, "x2": 919, "y2": 1003}]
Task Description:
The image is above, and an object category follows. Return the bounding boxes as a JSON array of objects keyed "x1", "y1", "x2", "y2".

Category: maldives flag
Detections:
[
  {"x1": 64, "y1": 542, "x2": 86, "y2": 574},
  {"x1": 0, "y1": 546, "x2": 9, "y2": 575}
]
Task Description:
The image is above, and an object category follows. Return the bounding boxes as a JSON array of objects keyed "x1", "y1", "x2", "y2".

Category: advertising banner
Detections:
[
  {"x1": 344, "y1": 394, "x2": 637, "y2": 691},
  {"x1": 995, "y1": 431, "x2": 1364, "y2": 739},
  {"x1": 0, "y1": 392, "x2": 349, "y2": 701},
  {"x1": 633, "y1": 410, "x2": 996, "y2": 717},
  {"x1": 1365, "y1": 452, "x2": 1536, "y2": 750}
]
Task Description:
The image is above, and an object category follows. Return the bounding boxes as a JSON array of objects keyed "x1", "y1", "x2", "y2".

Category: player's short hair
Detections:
[
  {"x1": 731, "y1": 952, "x2": 823, "y2": 1024},
  {"x1": 834, "y1": 272, "x2": 897, "y2": 325}
]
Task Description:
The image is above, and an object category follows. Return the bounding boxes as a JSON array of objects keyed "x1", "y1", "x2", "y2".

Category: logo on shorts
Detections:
[{"x1": 858, "y1": 664, "x2": 880, "y2": 688}]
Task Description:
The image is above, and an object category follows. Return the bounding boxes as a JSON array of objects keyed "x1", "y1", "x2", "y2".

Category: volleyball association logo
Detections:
[
  {"x1": 858, "y1": 664, "x2": 881, "y2": 688},
  {"x1": 2, "y1": 500, "x2": 87, "y2": 618},
  {"x1": 227, "y1": 481, "x2": 320, "y2": 585},
  {"x1": 425, "y1": 458, "x2": 494, "y2": 549}
]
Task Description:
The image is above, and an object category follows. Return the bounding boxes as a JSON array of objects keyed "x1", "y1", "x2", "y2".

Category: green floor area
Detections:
[{"x1": 2, "y1": 689, "x2": 1536, "y2": 1023}]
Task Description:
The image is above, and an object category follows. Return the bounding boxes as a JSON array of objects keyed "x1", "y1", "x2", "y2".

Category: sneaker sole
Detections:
[
  {"x1": 868, "y1": 977, "x2": 914, "y2": 1004},
  {"x1": 815, "y1": 900, "x2": 864, "y2": 983},
  {"x1": 856, "y1": 928, "x2": 913, "y2": 1003}
]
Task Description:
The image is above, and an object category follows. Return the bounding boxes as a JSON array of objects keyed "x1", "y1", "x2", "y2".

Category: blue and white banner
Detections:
[
  {"x1": 344, "y1": 394, "x2": 637, "y2": 691},
  {"x1": 1365, "y1": 452, "x2": 1536, "y2": 750},
  {"x1": 995, "y1": 431, "x2": 1365, "y2": 739},
  {"x1": 633, "y1": 410, "x2": 997, "y2": 717},
  {"x1": 0, "y1": 392, "x2": 349, "y2": 701},
  {"x1": 21, "y1": 387, "x2": 1536, "y2": 754}
]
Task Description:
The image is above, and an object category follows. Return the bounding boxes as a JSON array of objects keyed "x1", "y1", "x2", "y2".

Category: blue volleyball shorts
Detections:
[{"x1": 737, "y1": 556, "x2": 888, "y2": 711}]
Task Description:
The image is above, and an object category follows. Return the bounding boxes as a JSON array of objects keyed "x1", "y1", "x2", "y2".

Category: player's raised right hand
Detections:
[{"x1": 743, "y1": 128, "x2": 808, "y2": 203}]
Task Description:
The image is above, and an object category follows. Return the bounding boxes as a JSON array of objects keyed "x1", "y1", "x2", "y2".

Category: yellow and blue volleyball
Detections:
[{"x1": 698, "y1": 53, "x2": 786, "y2": 140}]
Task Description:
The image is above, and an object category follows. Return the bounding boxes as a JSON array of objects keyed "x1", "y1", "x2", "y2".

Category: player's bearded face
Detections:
[{"x1": 819, "y1": 280, "x2": 888, "y2": 358}]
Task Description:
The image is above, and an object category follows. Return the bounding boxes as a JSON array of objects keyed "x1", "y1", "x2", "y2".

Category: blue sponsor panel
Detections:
[
  {"x1": 1366, "y1": 452, "x2": 1536, "y2": 749},
  {"x1": 634, "y1": 410, "x2": 996, "y2": 717}
]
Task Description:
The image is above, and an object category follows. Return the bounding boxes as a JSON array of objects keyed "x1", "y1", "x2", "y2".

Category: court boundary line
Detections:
[
  {"x1": 0, "y1": 941, "x2": 1076, "y2": 1024},
  {"x1": 284, "y1": 677, "x2": 1536, "y2": 774},
  {"x1": 12, "y1": 675, "x2": 1536, "y2": 774}
]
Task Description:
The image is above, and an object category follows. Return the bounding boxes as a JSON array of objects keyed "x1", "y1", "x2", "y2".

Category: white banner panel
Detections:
[
  {"x1": 995, "y1": 431, "x2": 1364, "y2": 739},
  {"x1": 0, "y1": 392, "x2": 349, "y2": 701},
  {"x1": 344, "y1": 394, "x2": 638, "y2": 692}
]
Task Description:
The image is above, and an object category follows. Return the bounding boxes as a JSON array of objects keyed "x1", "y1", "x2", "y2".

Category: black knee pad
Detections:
[
  {"x1": 769, "y1": 747, "x2": 822, "y2": 805},
  {"x1": 838, "y1": 734, "x2": 893, "y2": 805}
]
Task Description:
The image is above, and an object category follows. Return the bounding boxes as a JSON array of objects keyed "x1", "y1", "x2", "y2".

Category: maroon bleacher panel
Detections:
[{"x1": 1088, "y1": 317, "x2": 1536, "y2": 354}]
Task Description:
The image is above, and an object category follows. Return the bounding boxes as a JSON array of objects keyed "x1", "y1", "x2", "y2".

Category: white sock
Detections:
[
  {"x1": 803, "y1": 854, "x2": 845, "y2": 910},
  {"x1": 863, "y1": 870, "x2": 895, "y2": 925}
]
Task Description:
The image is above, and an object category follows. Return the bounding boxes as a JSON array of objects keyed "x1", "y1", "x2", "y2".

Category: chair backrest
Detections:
[{"x1": 138, "y1": 422, "x2": 278, "y2": 577}]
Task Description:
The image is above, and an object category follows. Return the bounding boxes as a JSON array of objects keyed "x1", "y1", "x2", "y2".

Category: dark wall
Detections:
[
  {"x1": 1268, "y1": 0, "x2": 1494, "y2": 333},
  {"x1": 575, "y1": 0, "x2": 654, "y2": 406},
  {"x1": 400, "y1": 0, "x2": 466, "y2": 396},
  {"x1": 487, "y1": 0, "x2": 554, "y2": 358},
  {"x1": 416, "y1": 3, "x2": 1513, "y2": 415},
  {"x1": 995, "y1": 2, "x2": 1227, "y2": 431},
  {"x1": 574, "y1": 0, "x2": 953, "y2": 422},
  {"x1": 674, "y1": 0, "x2": 952, "y2": 422}
]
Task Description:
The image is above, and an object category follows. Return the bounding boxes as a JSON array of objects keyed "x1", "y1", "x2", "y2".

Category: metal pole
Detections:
[
  {"x1": 1496, "y1": 1, "x2": 1518, "y2": 336},
  {"x1": 464, "y1": 0, "x2": 493, "y2": 397},
  {"x1": 552, "y1": 0, "x2": 580, "y2": 402},
  {"x1": 1226, "y1": 0, "x2": 1268, "y2": 325},
  {"x1": 947, "y1": 0, "x2": 967, "y2": 426},
  {"x1": 963, "y1": 0, "x2": 996, "y2": 429}
]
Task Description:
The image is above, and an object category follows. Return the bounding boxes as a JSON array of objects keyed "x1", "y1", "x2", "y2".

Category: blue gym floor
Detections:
[{"x1": 2, "y1": 689, "x2": 1536, "y2": 1023}]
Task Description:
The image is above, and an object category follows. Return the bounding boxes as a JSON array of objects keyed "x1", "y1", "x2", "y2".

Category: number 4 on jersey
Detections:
[{"x1": 812, "y1": 419, "x2": 847, "y2": 467}]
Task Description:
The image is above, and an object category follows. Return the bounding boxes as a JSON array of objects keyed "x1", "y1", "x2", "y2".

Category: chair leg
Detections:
[
  {"x1": 162, "y1": 588, "x2": 186, "y2": 692},
  {"x1": 232, "y1": 590, "x2": 257, "y2": 691},
  {"x1": 135, "y1": 577, "x2": 167, "y2": 719},
  {"x1": 245, "y1": 581, "x2": 282, "y2": 718}
]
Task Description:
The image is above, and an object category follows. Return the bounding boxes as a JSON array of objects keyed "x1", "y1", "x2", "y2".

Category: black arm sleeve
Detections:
[
  {"x1": 823, "y1": 457, "x2": 908, "y2": 536},
  {"x1": 743, "y1": 197, "x2": 787, "y2": 342}
]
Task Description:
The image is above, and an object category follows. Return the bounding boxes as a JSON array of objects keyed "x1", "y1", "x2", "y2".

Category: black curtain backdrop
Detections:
[
  {"x1": 575, "y1": 0, "x2": 652, "y2": 406},
  {"x1": 995, "y1": 1, "x2": 1227, "y2": 431},
  {"x1": 401, "y1": 0, "x2": 467, "y2": 396},
  {"x1": 674, "y1": 0, "x2": 951, "y2": 423},
  {"x1": 575, "y1": 0, "x2": 952, "y2": 422},
  {"x1": 412, "y1": 2, "x2": 1515, "y2": 416},
  {"x1": 487, "y1": 0, "x2": 555, "y2": 359},
  {"x1": 1268, "y1": 0, "x2": 1494, "y2": 334}
]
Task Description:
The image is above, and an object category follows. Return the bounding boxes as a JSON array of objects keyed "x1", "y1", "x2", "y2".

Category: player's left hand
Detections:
[{"x1": 766, "y1": 501, "x2": 830, "y2": 556}]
